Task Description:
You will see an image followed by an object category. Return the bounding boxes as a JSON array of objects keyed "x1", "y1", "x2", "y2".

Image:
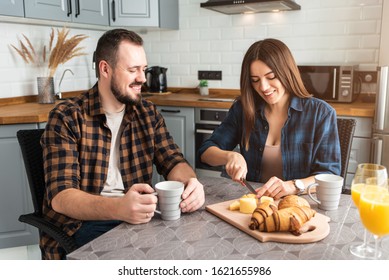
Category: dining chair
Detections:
[
  {"x1": 17, "y1": 129, "x2": 78, "y2": 259},
  {"x1": 337, "y1": 117, "x2": 357, "y2": 194}
]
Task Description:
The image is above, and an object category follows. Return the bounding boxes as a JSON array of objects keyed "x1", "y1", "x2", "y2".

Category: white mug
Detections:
[
  {"x1": 154, "y1": 181, "x2": 184, "y2": 220},
  {"x1": 307, "y1": 174, "x2": 344, "y2": 210}
]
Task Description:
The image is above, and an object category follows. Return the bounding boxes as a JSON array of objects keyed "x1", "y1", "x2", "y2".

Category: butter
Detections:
[{"x1": 239, "y1": 197, "x2": 257, "y2": 214}]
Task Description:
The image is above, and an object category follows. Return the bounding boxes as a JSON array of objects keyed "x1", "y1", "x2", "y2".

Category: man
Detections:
[{"x1": 41, "y1": 29, "x2": 205, "y2": 259}]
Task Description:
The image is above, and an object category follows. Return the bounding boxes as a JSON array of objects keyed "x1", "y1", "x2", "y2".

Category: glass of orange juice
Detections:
[
  {"x1": 359, "y1": 188, "x2": 389, "y2": 259},
  {"x1": 349, "y1": 163, "x2": 388, "y2": 259}
]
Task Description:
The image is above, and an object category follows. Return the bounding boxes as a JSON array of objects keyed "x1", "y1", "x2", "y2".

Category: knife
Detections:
[{"x1": 240, "y1": 178, "x2": 257, "y2": 194}]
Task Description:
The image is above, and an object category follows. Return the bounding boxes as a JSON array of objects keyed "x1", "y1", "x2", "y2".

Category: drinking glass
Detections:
[
  {"x1": 349, "y1": 163, "x2": 388, "y2": 259},
  {"x1": 359, "y1": 182, "x2": 389, "y2": 259}
]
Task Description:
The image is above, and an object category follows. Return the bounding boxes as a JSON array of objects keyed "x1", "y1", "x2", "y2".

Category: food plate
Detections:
[{"x1": 206, "y1": 199, "x2": 330, "y2": 243}]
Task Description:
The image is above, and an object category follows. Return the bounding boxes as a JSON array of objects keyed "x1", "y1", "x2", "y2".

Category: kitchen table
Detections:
[{"x1": 66, "y1": 176, "x2": 389, "y2": 260}]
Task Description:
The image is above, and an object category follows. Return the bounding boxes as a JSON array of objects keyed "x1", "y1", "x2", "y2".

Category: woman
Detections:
[{"x1": 198, "y1": 38, "x2": 341, "y2": 200}]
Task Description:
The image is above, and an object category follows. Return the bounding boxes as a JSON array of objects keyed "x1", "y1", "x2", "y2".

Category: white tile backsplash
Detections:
[
  {"x1": 0, "y1": 0, "x2": 383, "y2": 98},
  {"x1": 0, "y1": 22, "x2": 103, "y2": 98}
]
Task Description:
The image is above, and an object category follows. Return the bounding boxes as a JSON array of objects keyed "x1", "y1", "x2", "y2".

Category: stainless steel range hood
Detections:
[{"x1": 200, "y1": 0, "x2": 301, "y2": 14}]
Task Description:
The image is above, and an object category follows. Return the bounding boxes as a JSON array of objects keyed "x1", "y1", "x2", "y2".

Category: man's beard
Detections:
[{"x1": 110, "y1": 75, "x2": 142, "y2": 106}]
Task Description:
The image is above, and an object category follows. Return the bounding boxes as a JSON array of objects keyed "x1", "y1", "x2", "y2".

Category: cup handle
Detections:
[
  {"x1": 151, "y1": 192, "x2": 161, "y2": 215},
  {"x1": 151, "y1": 191, "x2": 183, "y2": 217},
  {"x1": 307, "y1": 183, "x2": 321, "y2": 205}
]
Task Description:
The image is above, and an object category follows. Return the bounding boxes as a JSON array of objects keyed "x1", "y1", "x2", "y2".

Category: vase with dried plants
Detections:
[{"x1": 11, "y1": 27, "x2": 88, "y2": 103}]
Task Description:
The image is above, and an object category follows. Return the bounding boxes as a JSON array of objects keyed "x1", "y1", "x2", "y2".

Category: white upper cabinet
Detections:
[
  {"x1": 73, "y1": 0, "x2": 109, "y2": 25},
  {"x1": 109, "y1": 0, "x2": 178, "y2": 29},
  {"x1": 0, "y1": 0, "x2": 24, "y2": 17},
  {"x1": 3, "y1": 0, "x2": 178, "y2": 30},
  {"x1": 24, "y1": 0, "x2": 109, "y2": 26}
]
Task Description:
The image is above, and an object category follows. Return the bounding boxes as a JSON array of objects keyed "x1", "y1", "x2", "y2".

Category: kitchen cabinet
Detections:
[
  {"x1": 109, "y1": 0, "x2": 178, "y2": 29},
  {"x1": 0, "y1": 0, "x2": 24, "y2": 17},
  {"x1": 24, "y1": 0, "x2": 109, "y2": 26},
  {"x1": 0, "y1": 123, "x2": 39, "y2": 249},
  {"x1": 340, "y1": 116, "x2": 373, "y2": 192},
  {"x1": 152, "y1": 106, "x2": 195, "y2": 185}
]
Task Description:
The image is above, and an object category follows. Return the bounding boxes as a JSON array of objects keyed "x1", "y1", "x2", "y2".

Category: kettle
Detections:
[{"x1": 145, "y1": 66, "x2": 168, "y2": 93}]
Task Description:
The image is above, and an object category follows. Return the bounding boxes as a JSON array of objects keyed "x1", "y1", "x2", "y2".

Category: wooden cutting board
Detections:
[{"x1": 206, "y1": 199, "x2": 330, "y2": 243}]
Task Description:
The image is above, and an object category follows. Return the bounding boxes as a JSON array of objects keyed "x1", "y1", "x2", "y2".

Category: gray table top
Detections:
[{"x1": 67, "y1": 176, "x2": 389, "y2": 260}]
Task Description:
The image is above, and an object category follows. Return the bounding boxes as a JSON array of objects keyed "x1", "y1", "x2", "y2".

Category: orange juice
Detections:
[
  {"x1": 351, "y1": 184, "x2": 387, "y2": 208},
  {"x1": 359, "y1": 192, "x2": 389, "y2": 236},
  {"x1": 351, "y1": 183, "x2": 365, "y2": 207}
]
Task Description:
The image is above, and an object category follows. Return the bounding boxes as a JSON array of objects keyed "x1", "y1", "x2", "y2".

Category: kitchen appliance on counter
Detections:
[
  {"x1": 145, "y1": 66, "x2": 168, "y2": 93},
  {"x1": 298, "y1": 65, "x2": 362, "y2": 103},
  {"x1": 371, "y1": 65, "x2": 389, "y2": 168}
]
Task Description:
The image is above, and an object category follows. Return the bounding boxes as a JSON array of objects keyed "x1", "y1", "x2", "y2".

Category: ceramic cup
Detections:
[
  {"x1": 307, "y1": 174, "x2": 344, "y2": 210},
  {"x1": 154, "y1": 181, "x2": 184, "y2": 220}
]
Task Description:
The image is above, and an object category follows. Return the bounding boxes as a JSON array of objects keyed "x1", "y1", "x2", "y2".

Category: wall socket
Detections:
[{"x1": 198, "y1": 70, "x2": 222, "y2": 80}]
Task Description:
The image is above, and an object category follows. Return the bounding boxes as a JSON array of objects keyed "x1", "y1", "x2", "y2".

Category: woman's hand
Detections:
[
  {"x1": 256, "y1": 176, "x2": 296, "y2": 200},
  {"x1": 225, "y1": 151, "x2": 248, "y2": 182}
]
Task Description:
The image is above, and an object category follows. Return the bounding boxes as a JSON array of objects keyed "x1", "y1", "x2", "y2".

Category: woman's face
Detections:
[{"x1": 249, "y1": 60, "x2": 288, "y2": 105}]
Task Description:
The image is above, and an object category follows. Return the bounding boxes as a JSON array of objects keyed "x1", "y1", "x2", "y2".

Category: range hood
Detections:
[{"x1": 200, "y1": 0, "x2": 301, "y2": 14}]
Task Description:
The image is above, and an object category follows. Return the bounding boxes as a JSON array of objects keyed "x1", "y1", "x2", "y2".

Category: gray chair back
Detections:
[{"x1": 337, "y1": 118, "x2": 357, "y2": 194}]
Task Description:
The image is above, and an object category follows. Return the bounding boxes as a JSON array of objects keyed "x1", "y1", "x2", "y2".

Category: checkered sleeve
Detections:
[{"x1": 41, "y1": 106, "x2": 81, "y2": 206}]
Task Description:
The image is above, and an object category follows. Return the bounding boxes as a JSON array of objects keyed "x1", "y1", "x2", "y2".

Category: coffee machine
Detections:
[{"x1": 145, "y1": 66, "x2": 168, "y2": 92}]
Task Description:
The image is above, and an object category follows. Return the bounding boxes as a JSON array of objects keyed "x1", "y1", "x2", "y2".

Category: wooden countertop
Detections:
[
  {"x1": 0, "y1": 88, "x2": 375, "y2": 125},
  {"x1": 327, "y1": 100, "x2": 375, "y2": 118}
]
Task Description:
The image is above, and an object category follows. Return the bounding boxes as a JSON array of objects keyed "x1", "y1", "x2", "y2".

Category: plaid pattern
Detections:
[
  {"x1": 40, "y1": 83, "x2": 186, "y2": 259},
  {"x1": 199, "y1": 96, "x2": 341, "y2": 181}
]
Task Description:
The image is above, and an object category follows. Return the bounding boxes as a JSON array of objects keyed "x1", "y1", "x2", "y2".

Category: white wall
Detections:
[
  {"x1": 0, "y1": 0, "x2": 383, "y2": 98},
  {"x1": 379, "y1": 0, "x2": 389, "y2": 65}
]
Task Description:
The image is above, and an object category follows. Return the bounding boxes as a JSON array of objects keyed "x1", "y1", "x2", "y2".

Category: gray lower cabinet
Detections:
[
  {"x1": 0, "y1": 0, "x2": 24, "y2": 17},
  {"x1": 24, "y1": 0, "x2": 109, "y2": 25},
  {"x1": 152, "y1": 106, "x2": 195, "y2": 185},
  {"x1": 0, "y1": 123, "x2": 39, "y2": 249},
  {"x1": 109, "y1": 0, "x2": 178, "y2": 29},
  {"x1": 340, "y1": 116, "x2": 373, "y2": 190}
]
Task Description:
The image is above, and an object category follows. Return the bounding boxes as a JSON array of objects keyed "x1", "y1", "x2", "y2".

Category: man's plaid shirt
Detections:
[{"x1": 40, "y1": 83, "x2": 187, "y2": 259}]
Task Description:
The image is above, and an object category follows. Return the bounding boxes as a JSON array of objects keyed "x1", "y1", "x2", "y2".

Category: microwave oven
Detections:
[{"x1": 298, "y1": 65, "x2": 361, "y2": 103}]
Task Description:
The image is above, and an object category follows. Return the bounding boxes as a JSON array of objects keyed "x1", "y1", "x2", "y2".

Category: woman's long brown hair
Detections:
[{"x1": 240, "y1": 38, "x2": 312, "y2": 150}]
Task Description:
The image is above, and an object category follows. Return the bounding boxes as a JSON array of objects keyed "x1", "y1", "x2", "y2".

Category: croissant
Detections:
[
  {"x1": 260, "y1": 206, "x2": 316, "y2": 235},
  {"x1": 249, "y1": 201, "x2": 277, "y2": 230},
  {"x1": 278, "y1": 195, "x2": 310, "y2": 209},
  {"x1": 249, "y1": 195, "x2": 316, "y2": 236}
]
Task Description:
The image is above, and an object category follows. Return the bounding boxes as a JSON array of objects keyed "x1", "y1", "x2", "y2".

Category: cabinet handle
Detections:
[
  {"x1": 111, "y1": 0, "x2": 116, "y2": 22},
  {"x1": 196, "y1": 129, "x2": 214, "y2": 134},
  {"x1": 67, "y1": 0, "x2": 72, "y2": 17},
  {"x1": 75, "y1": 0, "x2": 80, "y2": 17},
  {"x1": 161, "y1": 109, "x2": 181, "y2": 114}
]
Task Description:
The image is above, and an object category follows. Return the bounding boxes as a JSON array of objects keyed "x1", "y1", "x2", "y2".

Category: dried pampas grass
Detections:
[
  {"x1": 48, "y1": 28, "x2": 88, "y2": 77},
  {"x1": 10, "y1": 34, "x2": 39, "y2": 65},
  {"x1": 11, "y1": 27, "x2": 88, "y2": 77}
]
